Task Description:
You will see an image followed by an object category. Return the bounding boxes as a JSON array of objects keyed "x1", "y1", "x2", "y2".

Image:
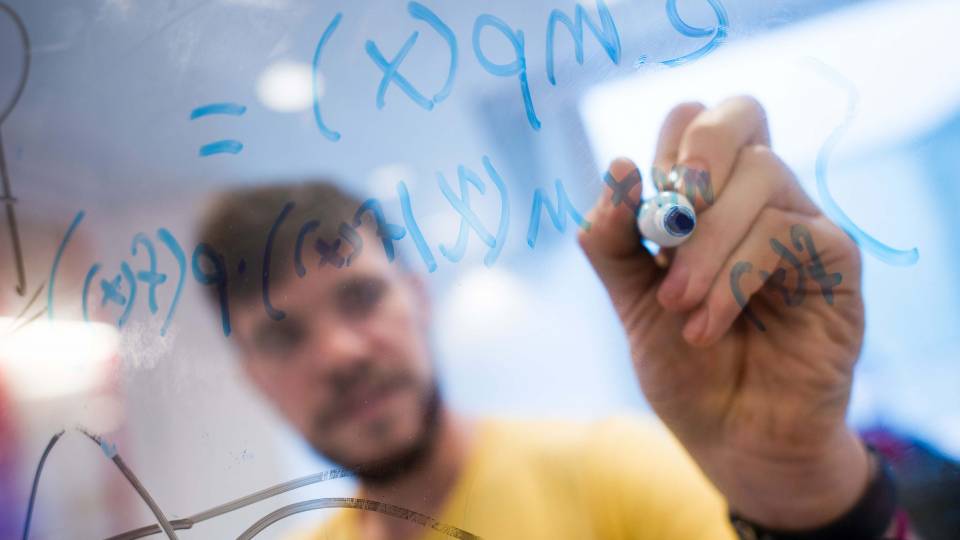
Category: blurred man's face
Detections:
[{"x1": 232, "y1": 234, "x2": 437, "y2": 479}]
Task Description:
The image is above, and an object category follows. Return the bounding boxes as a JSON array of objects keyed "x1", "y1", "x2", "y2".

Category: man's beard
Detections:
[{"x1": 338, "y1": 381, "x2": 444, "y2": 486}]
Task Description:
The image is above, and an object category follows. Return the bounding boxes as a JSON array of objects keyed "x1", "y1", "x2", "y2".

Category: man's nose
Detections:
[{"x1": 309, "y1": 319, "x2": 371, "y2": 373}]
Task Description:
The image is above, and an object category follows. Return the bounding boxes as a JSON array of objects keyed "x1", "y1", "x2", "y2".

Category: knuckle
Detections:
[
  {"x1": 686, "y1": 266, "x2": 716, "y2": 301},
  {"x1": 683, "y1": 119, "x2": 728, "y2": 149},
  {"x1": 735, "y1": 144, "x2": 781, "y2": 174},
  {"x1": 755, "y1": 206, "x2": 789, "y2": 233}
]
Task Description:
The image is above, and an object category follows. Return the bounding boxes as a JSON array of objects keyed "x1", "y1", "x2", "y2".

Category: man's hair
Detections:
[{"x1": 195, "y1": 180, "x2": 363, "y2": 307}]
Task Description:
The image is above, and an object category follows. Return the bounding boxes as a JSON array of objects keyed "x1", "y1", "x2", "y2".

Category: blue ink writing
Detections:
[
  {"x1": 157, "y1": 228, "x2": 186, "y2": 337},
  {"x1": 731, "y1": 224, "x2": 843, "y2": 331},
  {"x1": 192, "y1": 243, "x2": 231, "y2": 337},
  {"x1": 81, "y1": 263, "x2": 101, "y2": 322},
  {"x1": 409, "y1": 1, "x2": 458, "y2": 105},
  {"x1": 131, "y1": 233, "x2": 167, "y2": 315},
  {"x1": 366, "y1": 33, "x2": 435, "y2": 111},
  {"x1": 263, "y1": 202, "x2": 295, "y2": 321},
  {"x1": 473, "y1": 14, "x2": 541, "y2": 130},
  {"x1": 546, "y1": 0, "x2": 621, "y2": 85},
  {"x1": 397, "y1": 181, "x2": 438, "y2": 272},
  {"x1": 313, "y1": 13, "x2": 343, "y2": 142},
  {"x1": 527, "y1": 179, "x2": 591, "y2": 248},
  {"x1": 294, "y1": 219, "x2": 321, "y2": 278},
  {"x1": 190, "y1": 102, "x2": 247, "y2": 157},
  {"x1": 663, "y1": 0, "x2": 728, "y2": 67},
  {"x1": 354, "y1": 199, "x2": 406, "y2": 263},
  {"x1": 365, "y1": 2, "x2": 458, "y2": 111},
  {"x1": 810, "y1": 59, "x2": 919, "y2": 266}
]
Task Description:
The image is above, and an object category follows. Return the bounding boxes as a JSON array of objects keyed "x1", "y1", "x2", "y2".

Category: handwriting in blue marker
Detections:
[
  {"x1": 296, "y1": 2, "x2": 732, "y2": 142},
  {"x1": 546, "y1": 0, "x2": 621, "y2": 86},
  {"x1": 397, "y1": 181, "x2": 438, "y2": 273},
  {"x1": 316, "y1": 236, "x2": 345, "y2": 268},
  {"x1": 189, "y1": 102, "x2": 247, "y2": 157},
  {"x1": 157, "y1": 228, "x2": 186, "y2": 337},
  {"x1": 78, "y1": 229, "x2": 185, "y2": 334},
  {"x1": 730, "y1": 224, "x2": 843, "y2": 331},
  {"x1": 192, "y1": 243, "x2": 231, "y2": 337},
  {"x1": 262, "y1": 203, "x2": 295, "y2": 321},
  {"x1": 603, "y1": 166, "x2": 642, "y2": 210},
  {"x1": 808, "y1": 59, "x2": 919, "y2": 266},
  {"x1": 294, "y1": 220, "x2": 321, "y2": 277},
  {"x1": 354, "y1": 199, "x2": 406, "y2": 263},
  {"x1": 88, "y1": 262, "x2": 137, "y2": 328},
  {"x1": 366, "y1": 2, "x2": 458, "y2": 111},
  {"x1": 527, "y1": 179, "x2": 591, "y2": 248},
  {"x1": 338, "y1": 222, "x2": 364, "y2": 266},
  {"x1": 409, "y1": 2, "x2": 458, "y2": 105},
  {"x1": 81, "y1": 263, "x2": 101, "y2": 322},
  {"x1": 313, "y1": 13, "x2": 343, "y2": 142},
  {"x1": 367, "y1": 33, "x2": 433, "y2": 110},
  {"x1": 437, "y1": 156, "x2": 510, "y2": 266},
  {"x1": 131, "y1": 233, "x2": 167, "y2": 315},
  {"x1": 473, "y1": 14, "x2": 541, "y2": 131},
  {"x1": 662, "y1": 0, "x2": 728, "y2": 67}
]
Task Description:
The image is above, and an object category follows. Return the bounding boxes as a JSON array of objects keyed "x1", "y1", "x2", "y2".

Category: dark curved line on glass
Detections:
[
  {"x1": 21, "y1": 431, "x2": 63, "y2": 540},
  {"x1": 0, "y1": 3, "x2": 30, "y2": 123},
  {"x1": 106, "y1": 468, "x2": 355, "y2": 540},
  {"x1": 6, "y1": 282, "x2": 44, "y2": 327},
  {"x1": 235, "y1": 497, "x2": 482, "y2": 540},
  {"x1": 21, "y1": 430, "x2": 179, "y2": 540},
  {"x1": 0, "y1": 3, "x2": 31, "y2": 295}
]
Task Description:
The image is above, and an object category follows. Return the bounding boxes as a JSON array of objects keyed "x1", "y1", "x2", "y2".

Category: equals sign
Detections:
[{"x1": 190, "y1": 102, "x2": 247, "y2": 157}]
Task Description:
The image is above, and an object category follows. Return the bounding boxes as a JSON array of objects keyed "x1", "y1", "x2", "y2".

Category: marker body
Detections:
[{"x1": 638, "y1": 191, "x2": 696, "y2": 248}]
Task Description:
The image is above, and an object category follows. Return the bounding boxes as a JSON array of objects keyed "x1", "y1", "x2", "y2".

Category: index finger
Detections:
[{"x1": 655, "y1": 96, "x2": 772, "y2": 210}]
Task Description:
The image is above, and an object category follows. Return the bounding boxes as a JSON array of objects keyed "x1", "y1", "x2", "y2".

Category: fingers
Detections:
[
  {"x1": 580, "y1": 158, "x2": 660, "y2": 301},
  {"x1": 652, "y1": 101, "x2": 707, "y2": 179},
  {"x1": 655, "y1": 96, "x2": 771, "y2": 210},
  {"x1": 684, "y1": 210, "x2": 857, "y2": 347},
  {"x1": 657, "y1": 146, "x2": 818, "y2": 312}
]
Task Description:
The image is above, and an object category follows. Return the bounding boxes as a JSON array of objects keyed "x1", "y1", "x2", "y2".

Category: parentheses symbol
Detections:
[
  {"x1": 313, "y1": 13, "x2": 343, "y2": 142},
  {"x1": 157, "y1": 228, "x2": 185, "y2": 337},
  {"x1": 116, "y1": 262, "x2": 137, "y2": 328},
  {"x1": 81, "y1": 263, "x2": 101, "y2": 322}
]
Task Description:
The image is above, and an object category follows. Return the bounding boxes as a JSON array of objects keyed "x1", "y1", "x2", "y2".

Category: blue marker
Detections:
[{"x1": 638, "y1": 191, "x2": 696, "y2": 248}]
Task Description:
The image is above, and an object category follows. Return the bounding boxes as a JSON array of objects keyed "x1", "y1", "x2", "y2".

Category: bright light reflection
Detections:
[
  {"x1": 256, "y1": 61, "x2": 317, "y2": 113},
  {"x1": 0, "y1": 318, "x2": 119, "y2": 401}
]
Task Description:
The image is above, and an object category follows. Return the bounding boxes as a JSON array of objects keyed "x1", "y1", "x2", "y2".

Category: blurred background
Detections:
[{"x1": 0, "y1": 0, "x2": 957, "y2": 538}]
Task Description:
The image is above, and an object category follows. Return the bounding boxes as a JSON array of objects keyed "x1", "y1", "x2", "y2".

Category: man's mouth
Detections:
[{"x1": 322, "y1": 376, "x2": 410, "y2": 428}]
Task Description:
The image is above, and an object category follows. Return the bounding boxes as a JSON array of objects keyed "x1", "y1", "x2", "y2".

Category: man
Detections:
[{"x1": 197, "y1": 97, "x2": 907, "y2": 539}]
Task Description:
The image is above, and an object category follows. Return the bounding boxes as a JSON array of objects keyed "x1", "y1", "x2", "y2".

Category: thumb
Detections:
[{"x1": 579, "y1": 158, "x2": 661, "y2": 304}]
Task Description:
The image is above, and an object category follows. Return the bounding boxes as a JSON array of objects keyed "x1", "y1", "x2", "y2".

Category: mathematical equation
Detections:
[
  {"x1": 45, "y1": 155, "x2": 591, "y2": 337},
  {"x1": 296, "y1": 0, "x2": 725, "y2": 142},
  {"x1": 42, "y1": 155, "x2": 844, "y2": 340}
]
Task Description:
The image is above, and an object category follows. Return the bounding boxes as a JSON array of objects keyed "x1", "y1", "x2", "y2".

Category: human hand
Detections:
[{"x1": 579, "y1": 96, "x2": 870, "y2": 530}]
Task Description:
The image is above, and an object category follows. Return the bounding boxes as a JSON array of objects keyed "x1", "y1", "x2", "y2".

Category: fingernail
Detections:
[
  {"x1": 683, "y1": 308, "x2": 709, "y2": 343},
  {"x1": 650, "y1": 166, "x2": 669, "y2": 191},
  {"x1": 671, "y1": 164, "x2": 714, "y2": 205},
  {"x1": 658, "y1": 264, "x2": 689, "y2": 306}
]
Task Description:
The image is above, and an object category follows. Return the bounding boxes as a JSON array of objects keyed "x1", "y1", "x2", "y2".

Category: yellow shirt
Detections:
[{"x1": 295, "y1": 416, "x2": 737, "y2": 540}]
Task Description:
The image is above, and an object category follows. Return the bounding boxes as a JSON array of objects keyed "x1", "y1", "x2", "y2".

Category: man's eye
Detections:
[
  {"x1": 254, "y1": 322, "x2": 306, "y2": 356},
  {"x1": 337, "y1": 278, "x2": 385, "y2": 318}
]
